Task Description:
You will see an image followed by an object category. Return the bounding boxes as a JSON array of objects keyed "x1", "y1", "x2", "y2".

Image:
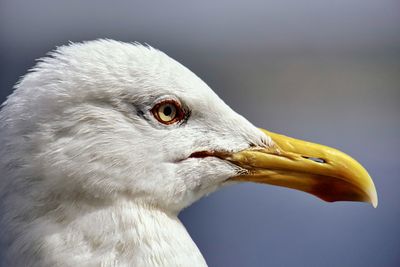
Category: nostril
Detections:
[{"x1": 302, "y1": 156, "x2": 326, "y2": 164}]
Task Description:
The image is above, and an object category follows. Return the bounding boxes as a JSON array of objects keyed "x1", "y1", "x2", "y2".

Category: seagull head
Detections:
[{"x1": 1, "y1": 40, "x2": 377, "y2": 218}]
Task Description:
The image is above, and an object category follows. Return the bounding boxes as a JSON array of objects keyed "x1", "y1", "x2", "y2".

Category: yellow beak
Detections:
[{"x1": 226, "y1": 129, "x2": 378, "y2": 207}]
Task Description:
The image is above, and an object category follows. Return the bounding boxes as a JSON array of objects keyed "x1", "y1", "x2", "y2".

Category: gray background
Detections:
[{"x1": 1, "y1": 0, "x2": 399, "y2": 266}]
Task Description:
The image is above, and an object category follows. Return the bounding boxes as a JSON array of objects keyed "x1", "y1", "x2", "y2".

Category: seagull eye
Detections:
[{"x1": 151, "y1": 100, "x2": 184, "y2": 125}]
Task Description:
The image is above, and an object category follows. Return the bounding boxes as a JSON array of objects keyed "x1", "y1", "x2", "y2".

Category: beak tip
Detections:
[
  {"x1": 364, "y1": 182, "x2": 378, "y2": 208},
  {"x1": 371, "y1": 191, "x2": 378, "y2": 208}
]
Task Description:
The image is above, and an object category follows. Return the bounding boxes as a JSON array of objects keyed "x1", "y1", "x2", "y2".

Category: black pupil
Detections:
[{"x1": 163, "y1": 105, "x2": 173, "y2": 116}]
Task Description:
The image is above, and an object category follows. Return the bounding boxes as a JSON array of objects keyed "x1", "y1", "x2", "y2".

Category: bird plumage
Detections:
[{"x1": 0, "y1": 40, "x2": 267, "y2": 266}]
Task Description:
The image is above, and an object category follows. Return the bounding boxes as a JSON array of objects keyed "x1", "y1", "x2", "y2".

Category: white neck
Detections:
[{"x1": 2, "y1": 199, "x2": 208, "y2": 267}]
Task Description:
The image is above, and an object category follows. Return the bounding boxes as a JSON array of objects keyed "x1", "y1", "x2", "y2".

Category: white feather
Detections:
[{"x1": 0, "y1": 40, "x2": 269, "y2": 266}]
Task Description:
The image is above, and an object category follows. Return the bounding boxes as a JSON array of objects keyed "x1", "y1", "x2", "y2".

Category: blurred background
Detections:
[{"x1": 1, "y1": 0, "x2": 399, "y2": 266}]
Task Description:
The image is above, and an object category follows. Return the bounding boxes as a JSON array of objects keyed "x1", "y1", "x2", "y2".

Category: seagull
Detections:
[{"x1": 0, "y1": 39, "x2": 377, "y2": 266}]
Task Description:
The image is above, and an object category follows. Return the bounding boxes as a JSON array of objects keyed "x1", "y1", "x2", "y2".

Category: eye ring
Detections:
[{"x1": 151, "y1": 100, "x2": 185, "y2": 125}]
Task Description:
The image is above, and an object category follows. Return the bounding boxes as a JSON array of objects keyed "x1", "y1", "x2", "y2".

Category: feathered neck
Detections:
[{"x1": 1, "y1": 199, "x2": 207, "y2": 266}]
